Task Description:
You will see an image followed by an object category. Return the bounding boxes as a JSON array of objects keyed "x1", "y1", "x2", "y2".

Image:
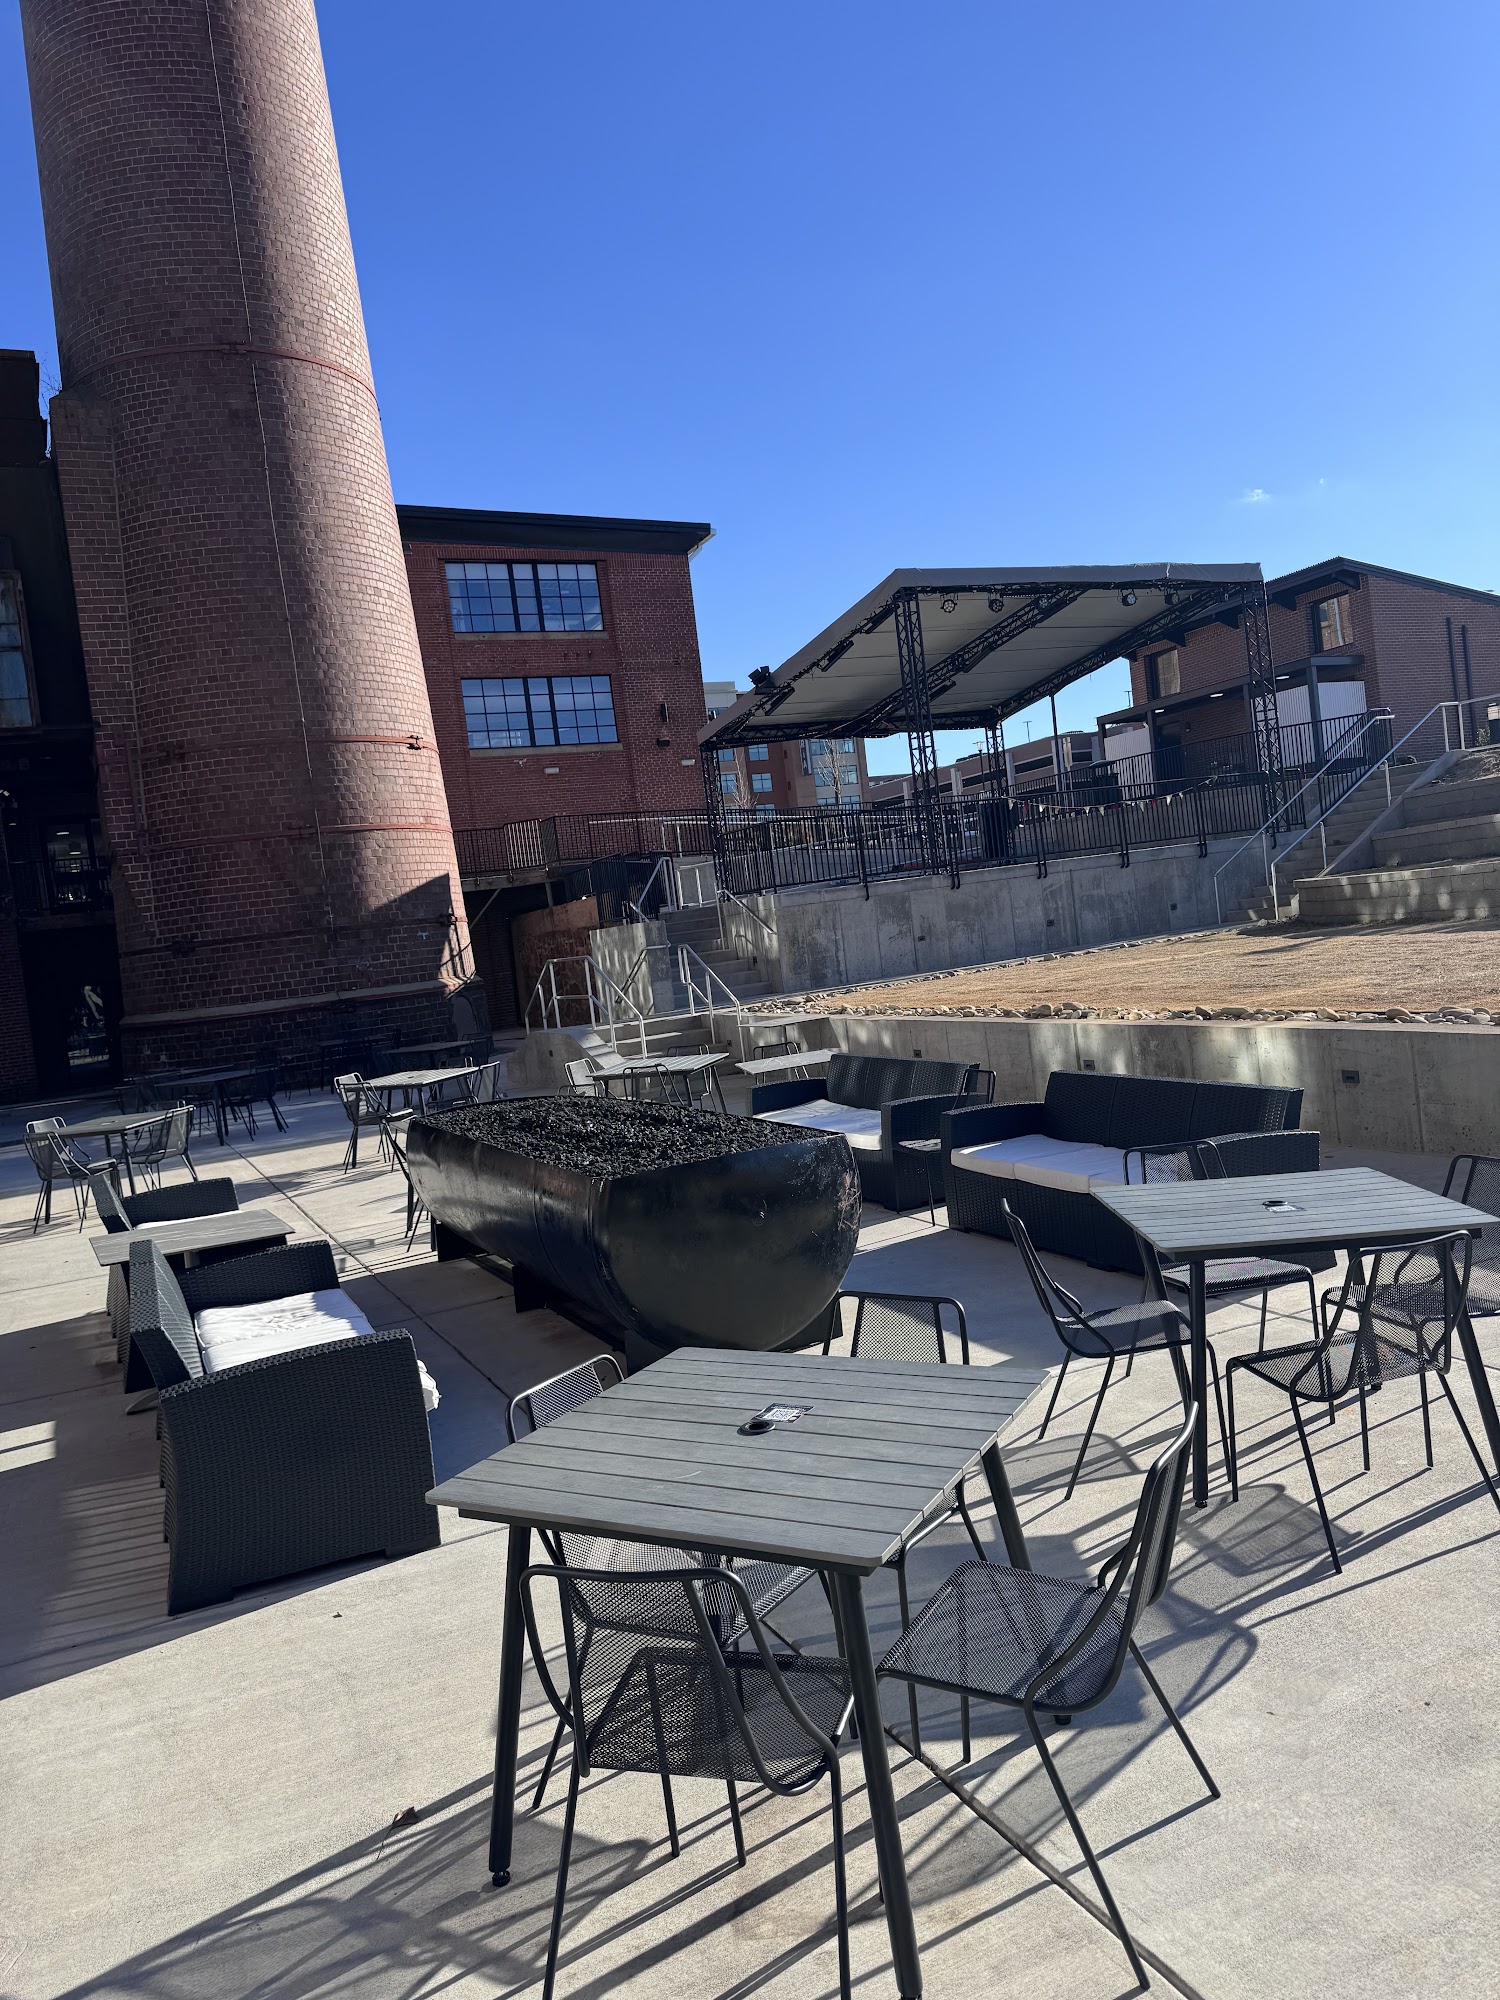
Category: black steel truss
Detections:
[
  {"x1": 892, "y1": 588, "x2": 956, "y2": 881},
  {"x1": 1242, "y1": 580, "x2": 1285, "y2": 824},
  {"x1": 846, "y1": 586, "x2": 1089, "y2": 735}
]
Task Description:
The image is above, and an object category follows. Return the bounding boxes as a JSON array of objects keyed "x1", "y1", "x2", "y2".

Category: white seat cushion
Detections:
[
  {"x1": 952, "y1": 1135, "x2": 1127, "y2": 1194},
  {"x1": 194, "y1": 1289, "x2": 440, "y2": 1410},
  {"x1": 755, "y1": 1100, "x2": 883, "y2": 1151}
]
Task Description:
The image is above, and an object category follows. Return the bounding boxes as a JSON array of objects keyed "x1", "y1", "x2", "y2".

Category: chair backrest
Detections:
[
  {"x1": 127, "y1": 1240, "x2": 204, "y2": 1387},
  {"x1": 1124, "y1": 1142, "x2": 1207, "y2": 1187},
  {"x1": 969, "y1": 1067, "x2": 997, "y2": 1105},
  {"x1": 1445, "y1": 1156, "x2": 1500, "y2": 1278},
  {"x1": 162, "y1": 1103, "x2": 194, "y2": 1155},
  {"x1": 122, "y1": 1176, "x2": 238, "y2": 1227},
  {"x1": 333, "y1": 1073, "x2": 375, "y2": 1123},
  {"x1": 1001, "y1": 1200, "x2": 1113, "y2": 1360},
  {"x1": 125, "y1": 1110, "x2": 172, "y2": 1164},
  {"x1": 826, "y1": 1052, "x2": 972, "y2": 1111},
  {"x1": 23, "y1": 1126, "x2": 76, "y2": 1179},
  {"x1": 93, "y1": 1174, "x2": 132, "y2": 1232},
  {"x1": 507, "y1": 1354, "x2": 625, "y2": 1444},
  {"x1": 564, "y1": 1058, "x2": 602, "y2": 1094},
  {"x1": 467, "y1": 1059, "x2": 505, "y2": 1104},
  {"x1": 519, "y1": 1562, "x2": 839, "y2": 1790},
  {"x1": 834, "y1": 1290, "x2": 969, "y2": 1365},
  {"x1": 1326, "y1": 1230, "x2": 1475, "y2": 1376}
]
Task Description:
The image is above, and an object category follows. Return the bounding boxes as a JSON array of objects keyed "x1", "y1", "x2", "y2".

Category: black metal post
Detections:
[
  {"x1": 701, "y1": 752, "x2": 733, "y2": 896},
  {"x1": 1243, "y1": 582, "x2": 1286, "y2": 836},
  {"x1": 892, "y1": 589, "x2": 948, "y2": 879}
]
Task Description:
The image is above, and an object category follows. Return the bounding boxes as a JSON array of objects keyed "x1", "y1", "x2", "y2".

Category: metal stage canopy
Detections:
[{"x1": 697, "y1": 562, "x2": 1280, "y2": 881}]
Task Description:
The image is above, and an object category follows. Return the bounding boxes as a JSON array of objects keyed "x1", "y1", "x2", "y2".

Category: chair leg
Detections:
[
  {"x1": 1208, "y1": 1344, "x2": 1230, "y2": 1483},
  {"x1": 1290, "y1": 1397, "x2": 1342, "y2": 1576},
  {"x1": 1065, "y1": 1356, "x2": 1114, "y2": 1502},
  {"x1": 1129, "y1": 1640, "x2": 1219, "y2": 1799},
  {"x1": 1036, "y1": 1350, "x2": 1071, "y2": 1441},
  {"x1": 829, "y1": 1771, "x2": 852, "y2": 2000},
  {"x1": 1418, "y1": 1365, "x2": 1434, "y2": 1468},
  {"x1": 1226, "y1": 1363, "x2": 1241, "y2": 1499},
  {"x1": 893, "y1": 1551, "x2": 923, "y2": 1757},
  {"x1": 531, "y1": 1712, "x2": 569, "y2": 1812},
  {"x1": 725, "y1": 1774, "x2": 747, "y2": 1867},
  {"x1": 955, "y1": 1488, "x2": 988, "y2": 1562},
  {"x1": 1433, "y1": 1369, "x2": 1500, "y2": 1513},
  {"x1": 1258, "y1": 1288, "x2": 1270, "y2": 1353},
  {"x1": 541, "y1": 1756, "x2": 581, "y2": 2000},
  {"x1": 1024, "y1": 1703, "x2": 1149, "y2": 1993},
  {"x1": 1358, "y1": 1386, "x2": 1371, "y2": 1473},
  {"x1": 644, "y1": 1661, "x2": 680, "y2": 1857}
]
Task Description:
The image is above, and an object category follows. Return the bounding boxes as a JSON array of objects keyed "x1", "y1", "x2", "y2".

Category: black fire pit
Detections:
[{"x1": 405, "y1": 1096, "x2": 860, "y2": 1355}]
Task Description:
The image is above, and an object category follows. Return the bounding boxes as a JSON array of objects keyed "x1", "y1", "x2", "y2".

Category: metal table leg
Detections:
[
  {"x1": 488, "y1": 1522, "x2": 532, "y2": 1886},
  {"x1": 831, "y1": 1570, "x2": 922, "y2": 1998},
  {"x1": 981, "y1": 1441, "x2": 1030, "y2": 1570},
  {"x1": 1189, "y1": 1258, "x2": 1209, "y2": 1506}
]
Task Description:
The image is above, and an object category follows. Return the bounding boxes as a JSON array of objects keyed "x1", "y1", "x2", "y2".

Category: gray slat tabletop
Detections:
[
  {"x1": 90, "y1": 1206, "x2": 291, "y2": 1266},
  {"x1": 1095, "y1": 1168, "x2": 1496, "y2": 1260},
  {"x1": 430, "y1": 1346, "x2": 1044, "y2": 1574}
]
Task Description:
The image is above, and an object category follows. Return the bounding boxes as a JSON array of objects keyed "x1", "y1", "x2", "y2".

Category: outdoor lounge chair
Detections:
[
  {"x1": 128, "y1": 1238, "x2": 440, "y2": 1612},
  {"x1": 1227, "y1": 1230, "x2": 1500, "y2": 1575},
  {"x1": 93, "y1": 1174, "x2": 242, "y2": 1355},
  {"x1": 521, "y1": 1562, "x2": 853, "y2": 2000},
  {"x1": 878, "y1": 1407, "x2": 1214, "y2": 1996},
  {"x1": 752, "y1": 1052, "x2": 982, "y2": 1211}
]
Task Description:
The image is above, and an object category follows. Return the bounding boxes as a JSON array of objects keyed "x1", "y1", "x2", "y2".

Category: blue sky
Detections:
[{"x1": 4, "y1": 1, "x2": 1496, "y2": 774}]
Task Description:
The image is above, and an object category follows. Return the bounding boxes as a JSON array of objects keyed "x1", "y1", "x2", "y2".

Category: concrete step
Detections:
[
  {"x1": 1294, "y1": 855, "x2": 1500, "y2": 925},
  {"x1": 1371, "y1": 813, "x2": 1500, "y2": 869},
  {"x1": 1400, "y1": 773, "x2": 1500, "y2": 827}
]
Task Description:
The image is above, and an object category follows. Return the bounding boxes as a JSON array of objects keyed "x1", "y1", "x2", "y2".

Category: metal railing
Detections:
[
  {"x1": 455, "y1": 812, "x2": 713, "y2": 879},
  {"x1": 6, "y1": 859, "x2": 114, "y2": 917},
  {"x1": 1093, "y1": 715, "x2": 1375, "y2": 802},
  {"x1": 524, "y1": 955, "x2": 650, "y2": 1055},
  {"x1": 676, "y1": 945, "x2": 748, "y2": 1052},
  {"x1": 1265, "y1": 693, "x2": 1500, "y2": 919}
]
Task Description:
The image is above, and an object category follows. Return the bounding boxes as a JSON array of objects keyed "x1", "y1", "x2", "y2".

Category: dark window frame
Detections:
[
  {"x1": 0, "y1": 571, "x2": 38, "y2": 731},
  {"x1": 1146, "y1": 649, "x2": 1180, "y2": 700},
  {"x1": 1312, "y1": 593, "x2": 1354, "y2": 653},
  {"x1": 446, "y1": 559, "x2": 604, "y2": 635},
  {"x1": 461, "y1": 673, "x2": 618, "y2": 749}
]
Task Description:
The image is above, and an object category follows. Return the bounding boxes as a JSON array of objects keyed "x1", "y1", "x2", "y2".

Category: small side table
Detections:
[{"x1": 897, "y1": 1137, "x2": 944, "y2": 1226}]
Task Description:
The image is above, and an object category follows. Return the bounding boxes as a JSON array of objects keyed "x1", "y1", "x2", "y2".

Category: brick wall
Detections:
[
  {"x1": 405, "y1": 539, "x2": 708, "y2": 832},
  {"x1": 21, "y1": 0, "x2": 473, "y2": 1068}
]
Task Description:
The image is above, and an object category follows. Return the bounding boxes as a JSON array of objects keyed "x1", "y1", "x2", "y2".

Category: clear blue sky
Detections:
[{"x1": 3, "y1": 1, "x2": 1496, "y2": 774}]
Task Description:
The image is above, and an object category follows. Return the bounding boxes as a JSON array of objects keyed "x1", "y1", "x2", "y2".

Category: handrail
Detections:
[
  {"x1": 623, "y1": 855, "x2": 674, "y2": 924},
  {"x1": 718, "y1": 886, "x2": 777, "y2": 945},
  {"x1": 525, "y1": 954, "x2": 650, "y2": 1056},
  {"x1": 1267, "y1": 692, "x2": 1500, "y2": 918},
  {"x1": 1211, "y1": 708, "x2": 1395, "y2": 922},
  {"x1": 676, "y1": 945, "x2": 749, "y2": 1056}
]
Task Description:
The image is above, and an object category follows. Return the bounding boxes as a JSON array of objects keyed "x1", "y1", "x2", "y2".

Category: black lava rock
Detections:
[{"x1": 423, "y1": 1094, "x2": 803, "y2": 1178}]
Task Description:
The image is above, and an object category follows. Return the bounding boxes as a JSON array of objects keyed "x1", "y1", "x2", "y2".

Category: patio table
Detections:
[
  {"x1": 599, "y1": 1050, "x2": 730, "y2": 1109},
  {"x1": 1095, "y1": 1167, "x2": 1500, "y2": 1509},
  {"x1": 387, "y1": 1038, "x2": 474, "y2": 1062},
  {"x1": 429, "y1": 1344, "x2": 1044, "y2": 2000},
  {"x1": 58, "y1": 1112, "x2": 161, "y2": 1192},
  {"x1": 363, "y1": 1065, "x2": 475, "y2": 1109},
  {"x1": 90, "y1": 1205, "x2": 290, "y2": 1268},
  {"x1": 736, "y1": 1047, "x2": 836, "y2": 1078}
]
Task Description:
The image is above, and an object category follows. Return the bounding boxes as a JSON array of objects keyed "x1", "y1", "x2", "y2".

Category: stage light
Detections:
[
  {"x1": 1120, "y1": 590, "x2": 1137, "y2": 607},
  {"x1": 940, "y1": 596, "x2": 958, "y2": 614},
  {"x1": 987, "y1": 595, "x2": 1005, "y2": 614}
]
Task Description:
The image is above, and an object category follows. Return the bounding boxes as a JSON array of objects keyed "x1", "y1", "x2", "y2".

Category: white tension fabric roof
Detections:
[{"x1": 698, "y1": 564, "x2": 1265, "y2": 746}]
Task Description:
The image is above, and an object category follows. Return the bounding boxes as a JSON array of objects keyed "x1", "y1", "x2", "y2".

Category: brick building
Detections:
[
  {"x1": 402, "y1": 508, "x2": 712, "y2": 833},
  {"x1": 1101, "y1": 558, "x2": 1500, "y2": 776}
]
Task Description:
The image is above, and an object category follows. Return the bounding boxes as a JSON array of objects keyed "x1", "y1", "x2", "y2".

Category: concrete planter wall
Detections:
[{"x1": 817, "y1": 1012, "x2": 1498, "y2": 1158}]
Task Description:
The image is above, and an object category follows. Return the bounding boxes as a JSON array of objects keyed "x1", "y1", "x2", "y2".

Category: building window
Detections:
[
  {"x1": 751, "y1": 772, "x2": 774, "y2": 793},
  {"x1": 838, "y1": 764, "x2": 859, "y2": 788},
  {"x1": 446, "y1": 560, "x2": 603, "y2": 634},
  {"x1": 720, "y1": 775, "x2": 739, "y2": 797},
  {"x1": 833, "y1": 738, "x2": 855, "y2": 754},
  {"x1": 755, "y1": 803, "x2": 776, "y2": 818},
  {"x1": 717, "y1": 747, "x2": 736, "y2": 765},
  {"x1": 461, "y1": 674, "x2": 617, "y2": 748},
  {"x1": 0, "y1": 575, "x2": 35, "y2": 729},
  {"x1": 1146, "y1": 649, "x2": 1180, "y2": 699},
  {"x1": 1313, "y1": 594, "x2": 1354, "y2": 652},
  {"x1": 748, "y1": 743, "x2": 769, "y2": 761}
]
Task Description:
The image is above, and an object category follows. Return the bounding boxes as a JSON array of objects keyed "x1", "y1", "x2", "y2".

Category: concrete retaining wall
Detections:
[
  {"x1": 818, "y1": 1012, "x2": 1499, "y2": 1158},
  {"x1": 721, "y1": 833, "x2": 1271, "y2": 997}
]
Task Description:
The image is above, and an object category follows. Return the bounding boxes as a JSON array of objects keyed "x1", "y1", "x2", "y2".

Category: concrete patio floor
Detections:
[{"x1": 1, "y1": 1086, "x2": 1497, "y2": 1999}]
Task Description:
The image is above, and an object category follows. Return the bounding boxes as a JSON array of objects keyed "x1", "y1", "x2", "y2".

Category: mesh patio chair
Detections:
[
  {"x1": 521, "y1": 1562, "x2": 853, "y2": 2000},
  {"x1": 827, "y1": 1290, "x2": 989, "y2": 1757},
  {"x1": 423, "y1": 1068, "x2": 478, "y2": 1113},
  {"x1": 385, "y1": 1128, "x2": 429, "y2": 1254},
  {"x1": 878, "y1": 1407, "x2": 1215, "y2": 1995},
  {"x1": 1440, "y1": 1156, "x2": 1500, "y2": 1320},
  {"x1": 221, "y1": 1064, "x2": 288, "y2": 1138},
  {"x1": 123, "y1": 1104, "x2": 197, "y2": 1188},
  {"x1": 1126, "y1": 1142, "x2": 1320, "y2": 1356},
  {"x1": 507, "y1": 1357, "x2": 818, "y2": 1811},
  {"x1": 25, "y1": 1120, "x2": 119, "y2": 1232},
  {"x1": 563, "y1": 1057, "x2": 606, "y2": 1097},
  {"x1": 332, "y1": 1073, "x2": 387, "y2": 1170},
  {"x1": 465, "y1": 1058, "x2": 506, "y2": 1104},
  {"x1": 1227, "y1": 1231, "x2": 1500, "y2": 1575},
  {"x1": 1007, "y1": 1199, "x2": 1230, "y2": 1501}
]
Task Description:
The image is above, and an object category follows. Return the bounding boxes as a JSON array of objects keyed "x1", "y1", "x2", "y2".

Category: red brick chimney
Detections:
[{"x1": 19, "y1": 0, "x2": 479, "y2": 1069}]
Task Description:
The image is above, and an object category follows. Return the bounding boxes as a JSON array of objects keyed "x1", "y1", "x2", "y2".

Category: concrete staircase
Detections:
[
  {"x1": 1293, "y1": 751, "x2": 1500, "y2": 925},
  {"x1": 660, "y1": 905, "x2": 775, "y2": 1003},
  {"x1": 1241, "y1": 759, "x2": 1429, "y2": 923}
]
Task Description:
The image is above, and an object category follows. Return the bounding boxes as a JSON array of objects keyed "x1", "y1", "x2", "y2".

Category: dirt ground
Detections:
[{"x1": 819, "y1": 922, "x2": 1500, "y2": 1017}]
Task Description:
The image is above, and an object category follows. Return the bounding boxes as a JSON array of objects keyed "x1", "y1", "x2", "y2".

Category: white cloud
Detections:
[{"x1": 1238, "y1": 487, "x2": 1273, "y2": 505}]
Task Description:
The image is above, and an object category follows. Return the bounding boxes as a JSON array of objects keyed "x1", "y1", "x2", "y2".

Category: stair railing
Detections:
[
  {"x1": 718, "y1": 886, "x2": 777, "y2": 954},
  {"x1": 676, "y1": 945, "x2": 749, "y2": 1054},
  {"x1": 525, "y1": 955, "x2": 650, "y2": 1056},
  {"x1": 1211, "y1": 707, "x2": 1397, "y2": 923}
]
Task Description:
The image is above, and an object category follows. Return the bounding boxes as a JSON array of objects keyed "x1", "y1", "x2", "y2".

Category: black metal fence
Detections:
[{"x1": 6, "y1": 860, "x2": 114, "y2": 918}]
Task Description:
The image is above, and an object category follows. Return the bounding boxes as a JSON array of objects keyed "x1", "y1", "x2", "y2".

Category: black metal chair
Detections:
[
  {"x1": 24, "y1": 1121, "x2": 119, "y2": 1232},
  {"x1": 878, "y1": 1407, "x2": 1213, "y2": 1996},
  {"x1": 221, "y1": 1065, "x2": 288, "y2": 1139},
  {"x1": 827, "y1": 1290, "x2": 988, "y2": 1757},
  {"x1": 1006, "y1": 1199, "x2": 1230, "y2": 1500},
  {"x1": 508, "y1": 1357, "x2": 818, "y2": 1811},
  {"x1": 385, "y1": 1127, "x2": 429, "y2": 1254},
  {"x1": 521, "y1": 1561, "x2": 853, "y2": 2000},
  {"x1": 1227, "y1": 1230, "x2": 1500, "y2": 1575},
  {"x1": 333, "y1": 1073, "x2": 386, "y2": 1169},
  {"x1": 1441, "y1": 1156, "x2": 1500, "y2": 1320},
  {"x1": 465, "y1": 1058, "x2": 506, "y2": 1104},
  {"x1": 1127, "y1": 1142, "x2": 1320, "y2": 1354},
  {"x1": 122, "y1": 1104, "x2": 197, "y2": 1187}
]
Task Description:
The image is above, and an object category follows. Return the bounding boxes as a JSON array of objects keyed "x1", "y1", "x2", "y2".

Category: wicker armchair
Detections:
[
  {"x1": 753, "y1": 1053, "x2": 982, "y2": 1211},
  {"x1": 129, "y1": 1239, "x2": 439, "y2": 1613},
  {"x1": 93, "y1": 1175, "x2": 241, "y2": 1356}
]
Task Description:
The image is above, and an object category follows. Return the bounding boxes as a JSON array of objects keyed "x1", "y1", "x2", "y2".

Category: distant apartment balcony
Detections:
[{"x1": 6, "y1": 858, "x2": 114, "y2": 919}]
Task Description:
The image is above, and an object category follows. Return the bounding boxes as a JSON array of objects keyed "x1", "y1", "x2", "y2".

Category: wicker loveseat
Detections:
[
  {"x1": 128, "y1": 1238, "x2": 441, "y2": 1613},
  {"x1": 941, "y1": 1071, "x2": 1315, "y2": 1273},
  {"x1": 94, "y1": 1175, "x2": 242, "y2": 1355},
  {"x1": 752, "y1": 1052, "x2": 981, "y2": 1210}
]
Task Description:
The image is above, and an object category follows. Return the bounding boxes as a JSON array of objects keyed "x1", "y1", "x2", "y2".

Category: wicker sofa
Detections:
[
  {"x1": 941, "y1": 1071, "x2": 1315, "y2": 1273},
  {"x1": 751, "y1": 1052, "x2": 981, "y2": 1210},
  {"x1": 128, "y1": 1238, "x2": 441, "y2": 1613},
  {"x1": 93, "y1": 1175, "x2": 242, "y2": 1356}
]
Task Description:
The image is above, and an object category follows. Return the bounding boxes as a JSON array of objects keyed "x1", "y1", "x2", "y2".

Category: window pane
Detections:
[
  {"x1": 748, "y1": 743, "x2": 769, "y2": 760},
  {"x1": 1315, "y1": 596, "x2": 1351, "y2": 650},
  {"x1": 751, "y1": 773, "x2": 774, "y2": 792},
  {"x1": 720, "y1": 776, "x2": 738, "y2": 796},
  {"x1": 718, "y1": 748, "x2": 736, "y2": 765},
  {"x1": 446, "y1": 560, "x2": 517, "y2": 633}
]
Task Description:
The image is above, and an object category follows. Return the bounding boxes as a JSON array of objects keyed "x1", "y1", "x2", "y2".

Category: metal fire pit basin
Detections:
[{"x1": 406, "y1": 1096, "x2": 860, "y2": 1352}]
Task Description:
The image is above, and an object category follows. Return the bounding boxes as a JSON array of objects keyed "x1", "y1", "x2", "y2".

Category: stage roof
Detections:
[{"x1": 699, "y1": 563, "x2": 1264, "y2": 746}]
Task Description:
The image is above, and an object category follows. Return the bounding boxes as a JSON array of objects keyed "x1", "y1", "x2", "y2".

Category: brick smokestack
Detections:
[{"x1": 19, "y1": 0, "x2": 478, "y2": 1066}]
